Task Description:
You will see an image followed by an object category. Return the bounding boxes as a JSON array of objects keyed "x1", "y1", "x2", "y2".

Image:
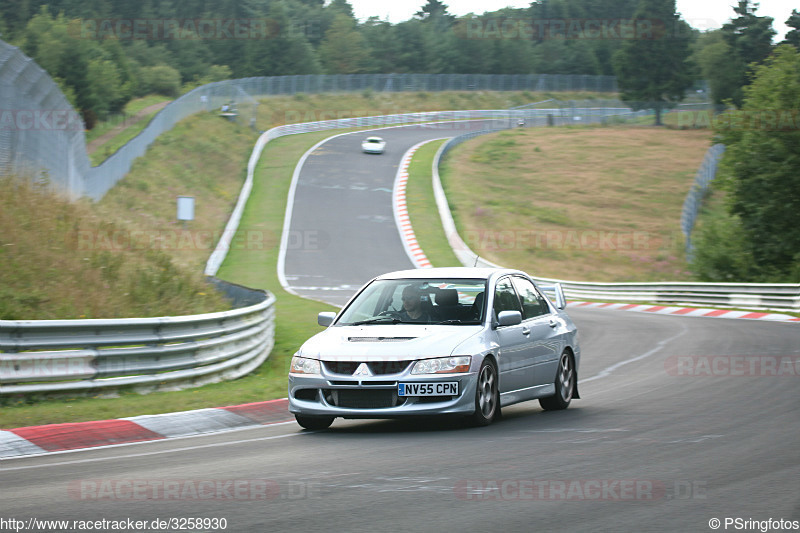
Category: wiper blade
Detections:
[
  {"x1": 350, "y1": 317, "x2": 402, "y2": 326},
  {"x1": 434, "y1": 319, "x2": 480, "y2": 325}
]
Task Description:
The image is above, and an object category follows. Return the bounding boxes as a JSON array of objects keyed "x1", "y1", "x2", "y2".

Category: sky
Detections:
[{"x1": 347, "y1": 0, "x2": 795, "y2": 41}]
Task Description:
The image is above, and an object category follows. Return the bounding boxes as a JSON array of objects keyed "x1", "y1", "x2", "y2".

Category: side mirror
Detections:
[
  {"x1": 497, "y1": 310, "x2": 522, "y2": 327},
  {"x1": 554, "y1": 283, "x2": 567, "y2": 310},
  {"x1": 318, "y1": 312, "x2": 336, "y2": 327}
]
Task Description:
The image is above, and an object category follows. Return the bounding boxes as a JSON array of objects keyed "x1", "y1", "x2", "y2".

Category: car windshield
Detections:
[{"x1": 337, "y1": 278, "x2": 487, "y2": 326}]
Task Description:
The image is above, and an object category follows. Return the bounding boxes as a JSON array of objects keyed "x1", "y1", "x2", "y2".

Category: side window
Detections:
[
  {"x1": 512, "y1": 277, "x2": 551, "y2": 319},
  {"x1": 493, "y1": 277, "x2": 522, "y2": 318}
]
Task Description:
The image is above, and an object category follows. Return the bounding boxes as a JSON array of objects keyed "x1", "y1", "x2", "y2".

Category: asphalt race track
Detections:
[
  {"x1": 281, "y1": 119, "x2": 502, "y2": 306},
  {"x1": 2, "y1": 124, "x2": 799, "y2": 533}
]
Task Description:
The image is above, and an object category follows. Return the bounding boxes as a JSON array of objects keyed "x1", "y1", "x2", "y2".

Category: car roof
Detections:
[{"x1": 374, "y1": 267, "x2": 524, "y2": 281}]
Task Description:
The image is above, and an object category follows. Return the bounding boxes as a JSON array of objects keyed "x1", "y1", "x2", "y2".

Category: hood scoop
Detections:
[{"x1": 348, "y1": 336, "x2": 416, "y2": 343}]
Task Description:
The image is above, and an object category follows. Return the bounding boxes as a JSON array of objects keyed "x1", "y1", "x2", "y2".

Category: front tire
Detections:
[
  {"x1": 539, "y1": 350, "x2": 575, "y2": 411},
  {"x1": 469, "y1": 359, "x2": 499, "y2": 426},
  {"x1": 295, "y1": 415, "x2": 334, "y2": 430}
]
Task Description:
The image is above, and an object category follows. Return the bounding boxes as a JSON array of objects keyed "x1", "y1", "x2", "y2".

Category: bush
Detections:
[
  {"x1": 139, "y1": 65, "x2": 182, "y2": 97},
  {"x1": 689, "y1": 207, "x2": 759, "y2": 282}
]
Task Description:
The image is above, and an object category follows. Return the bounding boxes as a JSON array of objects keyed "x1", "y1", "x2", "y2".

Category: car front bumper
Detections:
[{"x1": 288, "y1": 372, "x2": 477, "y2": 418}]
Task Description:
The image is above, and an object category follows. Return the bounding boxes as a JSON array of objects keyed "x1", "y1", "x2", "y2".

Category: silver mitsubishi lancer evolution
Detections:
[{"x1": 288, "y1": 267, "x2": 581, "y2": 429}]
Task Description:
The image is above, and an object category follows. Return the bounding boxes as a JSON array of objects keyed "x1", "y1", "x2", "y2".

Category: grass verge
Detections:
[
  {"x1": 440, "y1": 124, "x2": 714, "y2": 281},
  {"x1": 404, "y1": 140, "x2": 461, "y2": 268},
  {"x1": 0, "y1": 131, "x2": 340, "y2": 428},
  {"x1": 0, "y1": 176, "x2": 229, "y2": 321}
]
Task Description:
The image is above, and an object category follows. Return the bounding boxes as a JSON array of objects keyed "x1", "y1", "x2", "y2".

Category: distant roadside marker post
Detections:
[{"x1": 177, "y1": 196, "x2": 195, "y2": 229}]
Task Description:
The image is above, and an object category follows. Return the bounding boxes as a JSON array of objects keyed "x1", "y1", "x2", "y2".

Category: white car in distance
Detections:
[{"x1": 361, "y1": 136, "x2": 386, "y2": 154}]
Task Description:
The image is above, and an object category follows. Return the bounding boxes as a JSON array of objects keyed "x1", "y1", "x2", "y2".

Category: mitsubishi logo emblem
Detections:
[{"x1": 353, "y1": 363, "x2": 372, "y2": 376}]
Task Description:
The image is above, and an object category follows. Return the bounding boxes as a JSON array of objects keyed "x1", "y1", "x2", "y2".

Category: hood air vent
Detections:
[{"x1": 347, "y1": 337, "x2": 416, "y2": 342}]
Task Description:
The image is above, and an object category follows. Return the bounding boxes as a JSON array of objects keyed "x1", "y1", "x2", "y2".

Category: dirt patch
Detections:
[{"x1": 87, "y1": 101, "x2": 171, "y2": 153}]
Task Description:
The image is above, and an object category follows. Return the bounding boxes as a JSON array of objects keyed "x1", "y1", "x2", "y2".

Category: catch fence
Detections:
[{"x1": 2, "y1": 38, "x2": 620, "y2": 200}]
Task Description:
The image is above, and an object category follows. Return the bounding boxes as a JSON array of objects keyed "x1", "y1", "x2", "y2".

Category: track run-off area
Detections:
[{"x1": 2, "y1": 121, "x2": 799, "y2": 532}]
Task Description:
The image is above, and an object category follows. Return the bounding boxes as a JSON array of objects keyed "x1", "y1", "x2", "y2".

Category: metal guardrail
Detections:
[
  {"x1": 431, "y1": 123, "x2": 800, "y2": 312},
  {"x1": 0, "y1": 280, "x2": 275, "y2": 394},
  {"x1": 531, "y1": 278, "x2": 800, "y2": 311}
]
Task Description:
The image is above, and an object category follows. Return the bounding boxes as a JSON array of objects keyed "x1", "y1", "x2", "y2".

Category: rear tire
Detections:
[
  {"x1": 469, "y1": 359, "x2": 499, "y2": 427},
  {"x1": 295, "y1": 415, "x2": 334, "y2": 430},
  {"x1": 539, "y1": 350, "x2": 575, "y2": 411}
]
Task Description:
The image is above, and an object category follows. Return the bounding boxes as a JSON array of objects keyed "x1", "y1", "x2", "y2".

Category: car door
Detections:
[
  {"x1": 492, "y1": 276, "x2": 536, "y2": 394},
  {"x1": 511, "y1": 276, "x2": 560, "y2": 387}
]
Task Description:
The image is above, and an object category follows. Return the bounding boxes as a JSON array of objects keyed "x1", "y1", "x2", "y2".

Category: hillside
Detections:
[{"x1": 441, "y1": 125, "x2": 714, "y2": 281}]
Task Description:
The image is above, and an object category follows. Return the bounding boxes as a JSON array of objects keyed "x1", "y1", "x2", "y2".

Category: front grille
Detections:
[
  {"x1": 369, "y1": 361, "x2": 412, "y2": 374},
  {"x1": 324, "y1": 362, "x2": 359, "y2": 375},
  {"x1": 324, "y1": 389, "x2": 403, "y2": 409},
  {"x1": 323, "y1": 361, "x2": 412, "y2": 375}
]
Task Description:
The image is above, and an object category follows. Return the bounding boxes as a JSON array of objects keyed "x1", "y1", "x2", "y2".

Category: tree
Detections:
[
  {"x1": 713, "y1": 45, "x2": 800, "y2": 281},
  {"x1": 318, "y1": 13, "x2": 369, "y2": 74},
  {"x1": 719, "y1": 0, "x2": 775, "y2": 107},
  {"x1": 16, "y1": 8, "x2": 131, "y2": 123},
  {"x1": 782, "y1": 9, "x2": 800, "y2": 48},
  {"x1": 392, "y1": 19, "x2": 426, "y2": 73},
  {"x1": 361, "y1": 17, "x2": 401, "y2": 73},
  {"x1": 327, "y1": 0, "x2": 355, "y2": 19},
  {"x1": 0, "y1": 0, "x2": 34, "y2": 40},
  {"x1": 692, "y1": 30, "x2": 742, "y2": 107},
  {"x1": 240, "y1": 1, "x2": 321, "y2": 76},
  {"x1": 612, "y1": 0, "x2": 693, "y2": 125},
  {"x1": 415, "y1": 0, "x2": 458, "y2": 73},
  {"x1": 85, "y1": 58, "x2": 124, "y2": 119},
  {"x1": 415, "y1": 0, "x2": 454, "y2": 23}
]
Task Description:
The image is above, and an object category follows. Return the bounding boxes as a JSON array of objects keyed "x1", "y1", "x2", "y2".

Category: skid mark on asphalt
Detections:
[{"x1": 579, "y1": 321, "x2": 689, "y2": 385}]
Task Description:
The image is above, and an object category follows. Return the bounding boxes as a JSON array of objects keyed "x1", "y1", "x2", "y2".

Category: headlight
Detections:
[
  {"x1": 411, "y1": 356, "x2": 471, "y2": 374},
  {"x1": 290, "y1": 356, "x2": 321, "y2": 375}
]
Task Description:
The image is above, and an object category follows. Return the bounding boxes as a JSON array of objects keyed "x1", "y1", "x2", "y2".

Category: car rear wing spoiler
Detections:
[{"x1": 538, "y1": 282, "x2": 567, "y2": 310}]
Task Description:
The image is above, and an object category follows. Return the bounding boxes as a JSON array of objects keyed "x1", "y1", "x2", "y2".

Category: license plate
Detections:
[{"x1": 398, "y1": 382, "x2": 459, "y2": 397}]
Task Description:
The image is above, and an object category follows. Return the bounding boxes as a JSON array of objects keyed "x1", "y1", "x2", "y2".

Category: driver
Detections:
[{"x1": 398, "y1": 285, "x2": 430, "y2": 323}]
